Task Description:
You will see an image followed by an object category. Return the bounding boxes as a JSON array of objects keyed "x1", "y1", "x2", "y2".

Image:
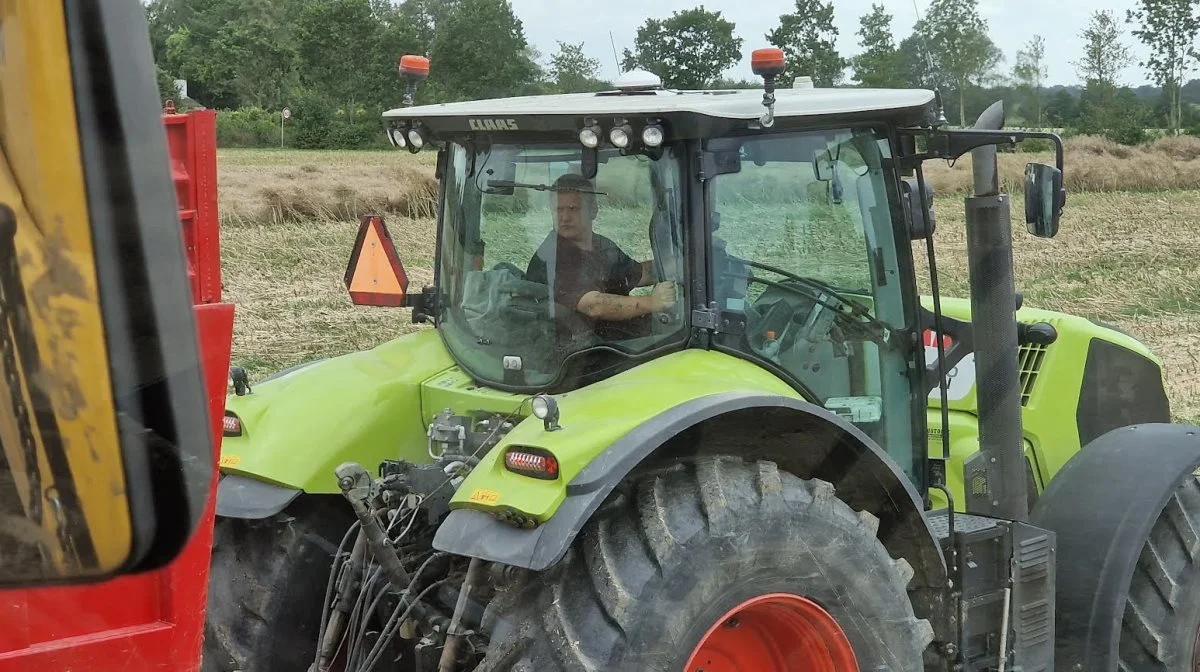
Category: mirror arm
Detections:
[{"x1": 897, "y1": 128, "x2": 1065, "y2": 174}]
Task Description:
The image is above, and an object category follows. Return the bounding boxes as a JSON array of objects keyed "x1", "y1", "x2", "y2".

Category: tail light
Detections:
[
  {"x1": 223, "y1": 412, "x2": 243, "y2": 437},
  {"x1": 504, "y1": 447, "x2": 559, "y2": 480}
]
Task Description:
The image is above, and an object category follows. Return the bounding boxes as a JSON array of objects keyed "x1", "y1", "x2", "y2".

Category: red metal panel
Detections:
[
  {"x1": 0, "y1": 108, "x2": 232, "y2": 671},
  {"x1": 0, "y1": 303, "x2": 233, "y2": 672},
  {"x1": 162, "y1": 109, "x2": 221, "y2": 305}
]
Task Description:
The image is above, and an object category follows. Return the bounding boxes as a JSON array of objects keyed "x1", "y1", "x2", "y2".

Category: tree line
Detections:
[{"x1": 146, "y1": 0, "x2": 1200, "y2": 149}]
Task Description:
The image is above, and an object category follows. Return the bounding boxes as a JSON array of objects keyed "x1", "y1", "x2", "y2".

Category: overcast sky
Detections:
[{"x1": 511, "y1": 0, "x2": 1154, "y2": 88}]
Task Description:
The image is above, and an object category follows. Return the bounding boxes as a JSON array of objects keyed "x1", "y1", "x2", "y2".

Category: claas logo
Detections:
[{"x1": 469, "y1": 118, "x2": 519, "y2": 131}]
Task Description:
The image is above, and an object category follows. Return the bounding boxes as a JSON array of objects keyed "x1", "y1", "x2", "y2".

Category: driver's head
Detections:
[{"x1": 551, "y1": 173, "x2": 598, "y2": 244}]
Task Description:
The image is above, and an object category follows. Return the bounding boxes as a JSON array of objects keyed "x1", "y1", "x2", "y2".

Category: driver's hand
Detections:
[{"x1": 650, "y1": 281, "x2": 677, "y2": 312}]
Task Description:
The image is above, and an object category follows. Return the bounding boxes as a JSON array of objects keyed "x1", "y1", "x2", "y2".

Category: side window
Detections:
[{"x1": 709, "y1": 130, "x2": 916, "y2": 476}]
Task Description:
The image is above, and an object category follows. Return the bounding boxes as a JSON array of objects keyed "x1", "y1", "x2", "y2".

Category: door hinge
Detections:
[{"x1": 691, "y1": 302, "x2": 720, "y2": 331}]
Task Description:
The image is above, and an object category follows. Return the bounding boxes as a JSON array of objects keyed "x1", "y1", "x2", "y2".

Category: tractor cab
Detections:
[{"x1": 371, "y1": 52, "x2": 1064, "y2": 484}]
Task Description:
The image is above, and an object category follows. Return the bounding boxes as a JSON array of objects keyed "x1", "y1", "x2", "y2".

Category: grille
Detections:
[{"x1": 1018, "y1": 337, "x2": 1051, "y2": 406}]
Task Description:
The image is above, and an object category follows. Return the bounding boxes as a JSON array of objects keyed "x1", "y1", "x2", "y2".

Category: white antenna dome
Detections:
[{"x1": 615, "y1": 69, "x2": 663, "y2": 92}]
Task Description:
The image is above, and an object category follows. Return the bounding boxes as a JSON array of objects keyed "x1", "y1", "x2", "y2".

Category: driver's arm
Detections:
[{"x1": 577, "y1": 284, "x2": 674, "y2": 321}]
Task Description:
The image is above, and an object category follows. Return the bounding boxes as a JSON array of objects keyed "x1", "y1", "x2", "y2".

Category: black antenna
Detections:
[
  {"x1": 911, "y1": 0, "x2": 948, "y2": 126},
  {"x1": 609, "y1": 31, "x2": 623, "y2": 73}
]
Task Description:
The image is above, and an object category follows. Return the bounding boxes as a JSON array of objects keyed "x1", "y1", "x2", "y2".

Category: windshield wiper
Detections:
[{"x1": 486, "y1": 179, "x2": 607, "y2": 195}]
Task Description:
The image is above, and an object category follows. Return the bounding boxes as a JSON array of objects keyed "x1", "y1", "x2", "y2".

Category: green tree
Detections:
[
  {"x1": 156, "y1": 0, "x2": 309, "y2": 109},
  {"x1": 1127, "y1": 0, "x2": 1200, "y2": 134},
  {"x1": 549, "y1": 41, "x2": 605, "y2": 93},
  {"x1": 621, "y1": 7, "x2": 743, "y2": 89},
  {"x1": 296, "y1": 0, "x2": 379, "y2": 111},
  {"x1": 766, "y1": 0, "x2": 846, "y2": 87},
  {"x1": 851, "y1": 4, "x2": 901, "y2": 87},
  {"x1": 213, "y1": 18, "x2": 299, "y2": 108},
  {"x1": 1012, "y1": 35, "x2": 1047, "y2": 125},
  {"x1": 1079, "y1": 85, "x2": 1151, "y2": 144},
  {"x1": 398, "y1": 0, "x2": 459, "y2": 55},
  {"x1": 156, "y1": 64, "x2": 180, "y2": 104},
  {"x1": 1072, "y1": 10, "x2": 1130, "y2": 88},
  {"x1": 918, "y1": 0, "x2": 1003, "y2": 125},
  {"x1": 294, "y1": 0, "x2": 421, "y2": 111},
  {"x1": 897, "y1": 33, "x2": 950, "y2": 91},
  {"x1": 711, "y1": 77, "x2": 763, "y2": 89},
  {"x1": 1043, "y1": 89, "x2": 1080, "y2": 127},
  {"x1": 427, "y1": 0, "x2": 540, "y2": 101}
]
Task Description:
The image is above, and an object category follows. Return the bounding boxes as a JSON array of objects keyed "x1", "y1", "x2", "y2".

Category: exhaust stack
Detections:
[{"x1": 962, "y1": 100, "x2": 1029, "y2": 522}]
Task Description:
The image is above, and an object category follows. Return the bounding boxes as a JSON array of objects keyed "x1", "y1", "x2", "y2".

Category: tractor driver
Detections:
[{"x1": 525, "y1": 173, "x2": 676, "y2": 336}]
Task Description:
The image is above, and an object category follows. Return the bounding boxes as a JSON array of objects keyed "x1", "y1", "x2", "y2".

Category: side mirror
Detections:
[
  {"x1": 1024, "y1": 163, "x2": 1064, "y2": 238},
  {"x1": 901, "y1": 177, "x2": 936, "y2": 240},
  {"x1": 0, "y1": 0, "x2": 216, "y2": 586}
]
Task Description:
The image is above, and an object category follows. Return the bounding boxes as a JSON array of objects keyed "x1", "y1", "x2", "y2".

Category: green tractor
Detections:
[{"x1": 203, "y1": 49, "x2": 1200, "y2": 671}]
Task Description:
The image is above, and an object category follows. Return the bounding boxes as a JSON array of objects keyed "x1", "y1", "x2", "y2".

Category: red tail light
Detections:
[
  {"x1": 222, "y1": 413, "x2": 242, "y2": 437},
  {"x1": 504, "y1": 447, "x2": 559, "y2": 480}
]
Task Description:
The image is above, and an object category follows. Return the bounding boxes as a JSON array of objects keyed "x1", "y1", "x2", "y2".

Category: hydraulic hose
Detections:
[{"x1": 336, "y1": 463, "x2": 450, "y2": 633}]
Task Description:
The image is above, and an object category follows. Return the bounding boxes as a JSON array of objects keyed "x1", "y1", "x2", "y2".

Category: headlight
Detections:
[
  {"x1": 642, "y1": 124, "x2": 664, "y2": 148},
  {"x1": 579, "y1": 126, "x2": 601, "y2": 149},
  {"x1": 407, "y1": 128, "x2": 425, "y2": 149},
  {"x1": 391, "y1": 127, "x2": 408, "y2": 148},
  {"x1": 530, "y1": 394, "x2": 561, "y2": 431},
  {"x1": 609, "y1": 123, "x2": 632, "y2": 149},
  {"x1": 531, "y1": 395, "x2": 554, "y2": 419}
]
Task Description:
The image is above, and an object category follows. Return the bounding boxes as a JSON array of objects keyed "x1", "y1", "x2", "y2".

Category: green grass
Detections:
[{"x1": 218, "y1": 148, "x2": 1200, "y2": 424}]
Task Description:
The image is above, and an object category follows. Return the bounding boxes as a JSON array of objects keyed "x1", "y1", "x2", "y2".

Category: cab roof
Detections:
[{"x1": 383, "y1": 86, "x2": 937, "y2": 124}]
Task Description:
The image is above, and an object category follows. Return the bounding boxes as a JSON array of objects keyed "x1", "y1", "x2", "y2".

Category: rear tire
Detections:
[
  {"x1": 479, "y1": 455, "x2": 933, "y2": 671},
  {"x1": 1119, "y1": 473, "x2": 1200, "y2": 670},
  {"x1": 201, "y1": 497, "x2": 355, "y2": 672}
]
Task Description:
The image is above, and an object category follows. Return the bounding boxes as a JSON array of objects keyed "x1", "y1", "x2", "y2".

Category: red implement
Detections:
[{"x1": 0, "y1": 108, "x2": 233, "y2": 672}]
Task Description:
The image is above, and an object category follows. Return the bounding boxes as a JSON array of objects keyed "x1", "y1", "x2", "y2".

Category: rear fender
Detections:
[
  {"x1": 1030, "y1": 423, "x2": 1200, "y2": 670},
  {"x1": 433, "y1": 392, "x2": 947, "y2": 595}
]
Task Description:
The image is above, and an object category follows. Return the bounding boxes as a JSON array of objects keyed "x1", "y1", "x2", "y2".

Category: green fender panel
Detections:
[
  {"x1": 921, "y1": 295, "x2": 1166, "y2": 510},
  {"x1": 219, "y1": 328, "x2": 453, "y2": 494},
  {"x1": 445, "y1": 349, "x2": 802, "y2": 520}
]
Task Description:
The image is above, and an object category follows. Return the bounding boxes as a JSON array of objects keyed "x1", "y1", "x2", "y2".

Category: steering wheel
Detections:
[
  {"x1": 742, "y1": 260, "x2": 869, "y2": 314},
  {"x1": 728, "y1": 271, "x2": 895, "y2": 350}
]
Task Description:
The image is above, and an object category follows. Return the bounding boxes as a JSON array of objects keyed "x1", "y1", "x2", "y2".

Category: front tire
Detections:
[
  {"x1": 202, "y1": 497, "x2": 355, "y2": 672},
  {"x1": 1119, "y1": 472, "x2": 1200, "y2": 670},
  {"x1": 480, "y1": 456, "x2": 933, "y2": 671}
]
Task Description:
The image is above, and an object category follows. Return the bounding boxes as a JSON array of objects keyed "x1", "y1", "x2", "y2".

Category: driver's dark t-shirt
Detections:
[{"x1": 525, "y1": 233, "x2": 642, "y2": 332}]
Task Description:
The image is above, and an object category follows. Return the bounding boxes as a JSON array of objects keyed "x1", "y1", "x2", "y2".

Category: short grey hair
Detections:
[{"x1": 551, "y1": 173, "x2": 598, "y2": 218}]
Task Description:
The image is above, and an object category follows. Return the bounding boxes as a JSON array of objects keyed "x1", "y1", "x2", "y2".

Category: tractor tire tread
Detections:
[
  {"x1": 201, "y1": 497, "x2": 354, "y2": 672},
  {"x1": 1118, "y1": 474, "x2": 1200, "y2": 670},
  {"x1": 480, "y1": 455, "x2": 932, "y2": 671}
]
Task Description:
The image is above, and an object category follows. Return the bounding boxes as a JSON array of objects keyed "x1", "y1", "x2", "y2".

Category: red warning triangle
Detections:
[{"x1": 344, "y1": 215, "x2": 409, "y2": 307}]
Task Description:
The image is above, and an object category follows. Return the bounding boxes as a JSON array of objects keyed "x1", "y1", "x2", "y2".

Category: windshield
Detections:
[
  {"x1": 708, "y1": 128, "x2": 919, "y2": 478},
  {"x1": 438, "y1": 142, "x2": 687, "y2": 390}
]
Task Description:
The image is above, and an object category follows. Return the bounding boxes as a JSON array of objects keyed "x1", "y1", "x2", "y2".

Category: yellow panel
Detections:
[{"x1": 0, "y1": 0, "x2": 131, "y2": 577}]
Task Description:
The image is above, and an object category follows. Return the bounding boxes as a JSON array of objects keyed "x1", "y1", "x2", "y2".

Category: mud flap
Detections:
[{"x1": 215, "y1": 474, "x2": 301, "y2": 519}]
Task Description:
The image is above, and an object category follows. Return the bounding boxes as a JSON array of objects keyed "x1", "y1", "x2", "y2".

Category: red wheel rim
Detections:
[
  {"x1": 1192, "y1": 624, "x2": 1200, "y2": 672},
  {"x1": 683, "y1": 593, "x2": 858, "y2": 672}
]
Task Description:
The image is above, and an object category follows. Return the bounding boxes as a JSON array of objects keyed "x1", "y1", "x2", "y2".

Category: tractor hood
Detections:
[{"x1": 220, "y1": 329, "x2": 454, "y2": 493}]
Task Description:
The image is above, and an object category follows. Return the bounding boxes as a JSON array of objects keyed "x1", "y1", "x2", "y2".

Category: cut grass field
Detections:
[{"x1": 217, "y1": 142, "x2": 1200, "y2": 423}]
